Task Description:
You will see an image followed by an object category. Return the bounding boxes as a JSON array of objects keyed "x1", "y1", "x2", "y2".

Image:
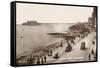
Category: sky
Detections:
[{"x1": 16, "y1": 3, "x2": 93, "y2": 24}]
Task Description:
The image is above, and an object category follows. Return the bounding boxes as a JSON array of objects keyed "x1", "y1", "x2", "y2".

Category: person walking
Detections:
[
  {"x1": 44, "y1": 55, "x2": 47, "y2": 63},
  {"x1": 32, "y1": 56, "x2": 35, "y2": 64},
  {"x1": 60, "y1": 41, "x2": 63, "y2": 47},
  {"x1": 41, "y1": 57, "x2": 44, "y2": 64},
  {"x1": 50, "y1": 50, "x2": 52, "y2": 56},
  {"x1": 91, "y1": 49, "x2": 95, "y2": 55},
  {"x1": 88, "y1": 54, "x2": 91, "y2": 61},
  {"x1": 37, "y1": 56, "x2": 40, "y2": 64}
]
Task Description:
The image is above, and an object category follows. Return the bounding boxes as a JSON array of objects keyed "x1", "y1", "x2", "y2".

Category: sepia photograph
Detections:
[{"x1": 14, "y1": 2, "x2": 97, "y2": 66}]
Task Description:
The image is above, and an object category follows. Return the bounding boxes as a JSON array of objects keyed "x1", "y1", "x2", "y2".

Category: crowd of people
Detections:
[{"x1": 24, "y1": 55, "x2": 47, "y2": 65}]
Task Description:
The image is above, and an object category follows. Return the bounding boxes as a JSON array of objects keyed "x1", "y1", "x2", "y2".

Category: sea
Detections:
[{"x1": 16, "y1": 23, "x2": 75, "y2": 58}]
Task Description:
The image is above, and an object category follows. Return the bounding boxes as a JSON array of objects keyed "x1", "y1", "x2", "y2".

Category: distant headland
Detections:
[{"x1": 22, "y1": 20, "x2": 40, "y2": 26}]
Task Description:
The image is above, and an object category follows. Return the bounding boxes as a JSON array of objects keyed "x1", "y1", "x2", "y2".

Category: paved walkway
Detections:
[{"x1": 45, "y1": 32, "x2": 96, "y2": 63}]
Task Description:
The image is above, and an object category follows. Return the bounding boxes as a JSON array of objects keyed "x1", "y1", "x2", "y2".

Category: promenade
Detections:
[{"x1": 44, "y1": 32, "x2": 96, "y2": 63}]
